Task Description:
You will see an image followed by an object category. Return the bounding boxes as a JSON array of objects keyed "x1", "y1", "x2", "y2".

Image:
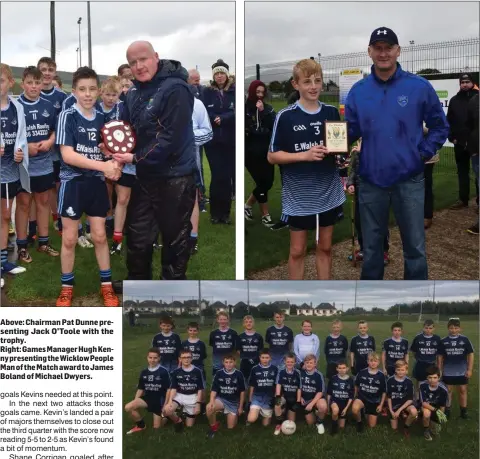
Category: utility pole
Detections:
[
  {"x1": 198, "y1": 280, "x2": 204, "y2": 325},
  {"x1": 50, "y1": 2, "x2": 56, "y2": 60},
  {"x1": 77, "y1": 17, "x2": 82, "y2": 67},
  {"x1": 87, "y1": 2, "x2": 92, "y2": 68}
]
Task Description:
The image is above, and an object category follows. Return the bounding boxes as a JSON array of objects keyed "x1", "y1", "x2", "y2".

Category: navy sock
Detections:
[
  {"x1": 100, "y1": 269, "x2": 112, "y2": 284},
  {"x1": 1, "y1": 249, "x2": 7, "y2": 267},
  {"x1": 136, "y1": 419, "x2": 145, "y2": 428},
  {"x1": 61, "y1": 272, "x2": 74, "y2": 287},
  {"x1": 38, "y1": 236, "x2": 49, "y2": 248},
  {"x1": 28, "y1": 220, "x2": 37, "y2": 238},
  {"x1": 86, "y1": 221, "x2": 91, "y2": 234},
  {"x1": 16, "y1": 239, "x2": 28, "y2": 250},
  {"x1": 78, "y1": 223, "x2": 83, "y2": 238}
]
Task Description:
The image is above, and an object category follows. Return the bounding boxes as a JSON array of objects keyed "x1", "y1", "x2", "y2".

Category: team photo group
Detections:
[
  {"x1": 245, "y1": 21, "x2": 479, "y2": 281},
  {"x1": 1, "y1": 45, "x2": 235, "y2": 306},
  {"x1": 124, "y1": 310, "x2": 474, "y2": 442}
]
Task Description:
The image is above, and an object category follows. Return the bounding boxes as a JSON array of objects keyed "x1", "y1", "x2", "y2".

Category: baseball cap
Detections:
[
  {"x1": 459, "y1": 72, "x2": 473, "y2": 83},
  {"x1": 369, "y1": 27, "x2": 399, "y2": 46}
]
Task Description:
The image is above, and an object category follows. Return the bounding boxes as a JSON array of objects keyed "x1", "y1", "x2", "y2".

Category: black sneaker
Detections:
[
  {"x1": 110, "y1": 241, "x2": 122, "y2": 255},
  {"x1": 219, "y1": 217, "x2": 232, "y2": 225},
  {"x1": 424, "y1": 429, "x2": 433, "y2": 441},
  {"x1": 244, "y1": 206, "x2": 254, "y2": 221},
  {"x1": 460, "y1": 410, "x2": 469, "y2": 419},
  {"x1": 153, "y1": 242, "x2": 163, "y2": 250},
  {"x1": 210, "y1": 217, "x2": 220, "y2": 224},
  {"x1": 270, "y1": 221, "x2": 288, "y2": 231},
  {"x1": 189, "y1": 237, "x2": 198, "y2": 255}
]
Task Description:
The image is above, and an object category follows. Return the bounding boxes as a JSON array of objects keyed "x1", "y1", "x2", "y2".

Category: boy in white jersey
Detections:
[{"x1": 268, "y1": 59, "x2": 345, "y2": 280}]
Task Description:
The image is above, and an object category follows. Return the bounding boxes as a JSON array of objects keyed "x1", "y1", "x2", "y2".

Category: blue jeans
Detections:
[{"x1": 358, "y1": 172, "x2": 427, "y2": 280}]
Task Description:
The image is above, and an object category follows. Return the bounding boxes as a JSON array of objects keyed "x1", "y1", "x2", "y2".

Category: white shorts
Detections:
[{"x1": 173, "y1": 393, "x2": 198, "y2": 416}]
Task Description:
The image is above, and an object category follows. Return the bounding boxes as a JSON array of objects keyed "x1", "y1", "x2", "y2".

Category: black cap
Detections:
[
  {"x1": 459, "y1": 72, "x2": 473, "y2": 83},
  {"x1": 369, "y1": 27, "x2": 399, "y2": 46},
  {"x1": 212, "y1": 59, "x2": 229, "y2": 71}
]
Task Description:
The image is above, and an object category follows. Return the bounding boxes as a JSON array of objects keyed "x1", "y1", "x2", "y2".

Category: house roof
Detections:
[
  {"x1": 211, "y1": 301, "x2": 227, "y2": 309},
  {"x1": 317, "y1": 303, "x2": 335, "y2": 309}
]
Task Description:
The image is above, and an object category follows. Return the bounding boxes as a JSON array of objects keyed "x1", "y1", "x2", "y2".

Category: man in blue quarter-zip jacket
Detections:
[
  {"x1": 345, "y1": 27, "x2": 448, "y2": 281},
  {"x1": 110, "y1": 41, "x2": 196, "y2": 280}
]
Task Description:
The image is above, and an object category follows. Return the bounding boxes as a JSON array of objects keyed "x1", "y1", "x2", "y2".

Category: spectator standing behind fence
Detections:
[
  {"x1": 244, "y1": 80, "x2": 277, "y2": 228},
  {"x1": 466, "y1": 92, "x2": 479, "y2": 235},
  {"x1": 345, "y1": 27, "x2": 449, "y2": 281},
  {"x1": 447, "y1": 73, "x2": 479, "y2": 211},
  {"x1": 202, "y1": 59, "x2": 235, "y2": 224}
]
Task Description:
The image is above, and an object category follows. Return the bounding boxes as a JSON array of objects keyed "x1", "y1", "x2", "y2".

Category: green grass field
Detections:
[
  {"x1": 246, "y1": 99, "x2": 475, "y2": 275},
  {"x1": 6, "y1": 157, "x2": 235, "y2": 303},
  {"x1": 123, "y1": 317, "x2": 479, "y2": 459}
]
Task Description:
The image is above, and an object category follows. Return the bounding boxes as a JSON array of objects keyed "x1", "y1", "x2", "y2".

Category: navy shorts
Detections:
[
  {"x1": 288, "y1": 205, "x2": 344, "y2": 231},
  {"x1": 141, "y1": 394, "x2": 165, "y2": 416},
  {"x1": 442, "y1": 375, "x2": 468, "y2": 386},
  {"x1": 413, "y1": 361, "x2": 435, "y2": 382},
  {"x1": 1, "y1": 180, "x2": 21, "y2": 200},
  {"x1": 20, "y1": 173, "x2": 55, "y2": 194},
  {"x1": 117, "y1": 172, "x2": 136, "y2": 188},
  {"x1": 358, "y1": 398, "x2": 379, "y2": 416},
  {"x1": 58, "y1": 176, "x2": 110, "y2": 220},
  {"x1": 329, "y1": 399, "x2": 348, "y2": 418},
  {"x1": 53, "y1": 161, "x2": 61, "y2": 183}
]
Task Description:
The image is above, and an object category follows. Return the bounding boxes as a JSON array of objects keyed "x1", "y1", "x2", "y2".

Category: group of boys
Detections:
[{"x1": 125, "y1": 311, "x2": 474, "y2": 442}]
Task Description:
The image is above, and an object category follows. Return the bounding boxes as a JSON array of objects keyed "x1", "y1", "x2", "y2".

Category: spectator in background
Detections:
[
  {"x1": 466, "y1": 92, "x2": 479, "y2": 235},
  {"x1": 447, "y1": 73, "x2": 479, "y2": 210},
  {"x1": 244, "y1": 80, "x2": 277, "y2": 228},
  {"x1": 188, "y1": 69, "x2": 205, "y2": 99},
  {"x1": 52, "y1": 75, "x2": 62, "y2": 89},
  {"x1": 202, "y1": 59, "x2": 235, "y2": 224},
  {"x1": 118, "y1": 64, "x2": 133, "y2": 102}
]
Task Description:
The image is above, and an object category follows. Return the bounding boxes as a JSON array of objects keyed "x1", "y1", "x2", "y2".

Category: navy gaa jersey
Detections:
[
  {"x1": 324, "y1": 334, "x2": 349, "y2": 364},
  {"x1": 439, "y1": 334, "x2": 474, "y2": 377},
  {"x1": 355, "y1": 368, "x2": 386, "y2": 404},
  {"x1": 410, "y1": 333, "x2": 442, "y2": 364},
  {"x1": 300, "y1": 369, "x2": 325, "y2": 402},
  {"x1": 419, "y1": 381, "x2": 448, "y2": 408},
  {"x1": 275, "y1": 368, "x2": 302, "y2": 400},
  {"x1": 182, "y1": 339, "x2": 207, "y2": 369},
  {"x1": 350, "y1": 335, "x2": 376, "y2": 371},
  {"x1": 56, "y1": 105, "x2": 105, "y2": 180},
  {"x1": 170, "y1": 366, "x2": 205, "y2": 395},
  {"x1": 209, "y1": 328, "x2": 238, "y2": 368},
  {"x1": 137, "y1": 365, "x2": 171, "y2": 398},
  {"x1": 211, "y1": 369, "x2": 246, "y2": 402},
  {"x1": 18, "y1": 95, "x2": 56, "y2": 177},
  {"x1": 386, "y1": 376, "x2": 414, "y2": 410},
  {"x1": 265, "y1": 325, "x2": 294, "y2": 363},
  {"x1": 382, "y1": 337, "x2": 409, "y2": 367},
  {"x1": 41, "y1": 87, "x2": 67, "y2": 161},
  {"x1": 269, "y1": 101, "x2": 345, "y2": 216},
  {"x1": 237, "y1": 332, "x2": 264, "y2": 361},
  {"x1": 151, "y1": 332, "x2": 182, "y2": 365},
  {"x1": 100, "y1": 101, "x2": 124, "y2": 123},
  {"x1": 327, "y1": 375, "x2": 355, "y2": 404},
  {"x1": 249, "y1": 364, "x2": 278, "y2": 397},
  {"x1": 1, "y1": 102, "x2": 20, "y2": 184}
]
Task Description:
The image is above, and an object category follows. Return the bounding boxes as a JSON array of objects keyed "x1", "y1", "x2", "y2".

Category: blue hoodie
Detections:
[
  {"x1": 345, "y1": 64, "x2": 449, "y2": 187},
  {"x1": 122, "y1": 59, "x2": 195, "y2": 180}
]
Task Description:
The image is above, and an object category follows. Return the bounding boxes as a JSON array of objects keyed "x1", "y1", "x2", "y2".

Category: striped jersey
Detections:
[
  {"x1": 41, "y1": 86, "x2": 67, "y2": 161},
  {"x1": 56, "y1": 105, "x2": 105, "y2": 181},
  {"x1": 18, "y1": 95, "x2": 56, "y2": 177},
  {"x1": 1, "y1": 101, "x2": 20, "y2": 184},
  {"x1": 269, "y1": 101, "x2": 345, "y2": 216}
]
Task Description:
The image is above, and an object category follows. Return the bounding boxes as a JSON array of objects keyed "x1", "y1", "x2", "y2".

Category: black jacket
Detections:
[
  {"x1": 122, "y1": 59, "x2": 195, "y2": 179},
  {"x1": 245, "y1": 101, "x2": 276, "y2": 155},
  {"x1": 447, "y1": 88, "x2": 479, "y2": 146},
  {"x1": 466, "y1": 93, "x2": 479, "y2": 155}
]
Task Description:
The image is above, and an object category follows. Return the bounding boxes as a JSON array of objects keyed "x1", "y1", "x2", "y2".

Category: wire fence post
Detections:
[{"x1": 256, "y1": 64, "x2": 260, "y2": 81}]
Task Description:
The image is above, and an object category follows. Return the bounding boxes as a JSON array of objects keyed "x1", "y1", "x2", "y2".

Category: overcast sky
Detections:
[
  {"x1": 245, "y1": 2, "x2": 479, "y2": 66},
  {"x1": 1, "y1": 2, "x2": 235, "y2": 81},
  {"x1": 123, "y1": 281, "x2": 479, "y2": 310}
]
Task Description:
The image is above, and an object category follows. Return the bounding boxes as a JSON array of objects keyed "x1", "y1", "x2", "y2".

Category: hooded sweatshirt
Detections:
[
  {"x1": 122, "y1": 59, "x2": 195, "y2": 180},
  {"x1": 245, "y1": 80, "x2": 276, "y2": 156}
]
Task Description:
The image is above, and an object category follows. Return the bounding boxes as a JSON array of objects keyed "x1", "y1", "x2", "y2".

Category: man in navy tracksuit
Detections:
[
  {"x1": 202, "y1": 59, "x2": 235, "y2": 224},
  {"x1": 345, "y1": 27, "x2": 449, "y2": 280},
  {"x1": 111, "y1": 41, "x2": 196, "y2": 280}
]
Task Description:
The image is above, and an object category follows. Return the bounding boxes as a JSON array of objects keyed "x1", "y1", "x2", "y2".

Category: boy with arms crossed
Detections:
[
  {"x1": 350, "y1": 320, "x2": 376, "y2": 375},
  {"x1": 0, "y1": 64, "x2": 28, "y2": 279},
  {"x1": 352, "y1": 352, "x2": 386, "y2": 431},
  {"x1": 386, "y1": 360, "x2": 417, "y2": 438},
  {"x1": 206, "y1": 354, "x2": 246, "y2": 438},
  {"x1": 327, "y1": 360, "x2": 354, "y2": 435},
  {"x1": 247, "y1": 349, "x2": 278, "y2": 426},
  {"x1": 237, "y1": 315, "x2": 264, "y2": 382},
  {"x1": 125, "y1": 348, "x2": 171, "y2": 434},
  {"x1": 324, "y1": 319, "x2": 349, "y2": 380},
  {"x1": 438, "y1": 318, "x2": 474, "y2": 419},
  {"x1": 163, "y1": 349, "x2": 205, "y2": 430},
  {"x1": 265, "y1": 310, "x2": 294, "y2": 370},
  {"x1": 300, "y1": 354, "x2": 327, "y2": 434},
  {"x1": 55, "y1": 67, "x2": 121, "y2": 306},
  {"x1": 152, "y1": 316, "x2": 182, "y2": 373},
  {"x1": 273, "y1": 352, "x2": 302, "y2": 435},
  {"x1": 382, "y1": 321, "x2": 409, "y2": 376},
  {"x1": 268, "y1": 58, "x2": 345, "y2": 280},
  {"x1": 16, "y1": 66, "x2": 58, "y2": 262},
  {"x1": 209, "y1": 311, "x2": 238, "y2": 376}
]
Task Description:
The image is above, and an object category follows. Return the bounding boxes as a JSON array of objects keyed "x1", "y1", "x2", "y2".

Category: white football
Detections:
[{"x1": 281, "y1": 420, "x2": 296, "y2": 435}]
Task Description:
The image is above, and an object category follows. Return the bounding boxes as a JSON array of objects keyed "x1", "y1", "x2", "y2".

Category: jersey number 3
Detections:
[{"x1": 314, "y1": 126, "x2": 321, "y2": 135}]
